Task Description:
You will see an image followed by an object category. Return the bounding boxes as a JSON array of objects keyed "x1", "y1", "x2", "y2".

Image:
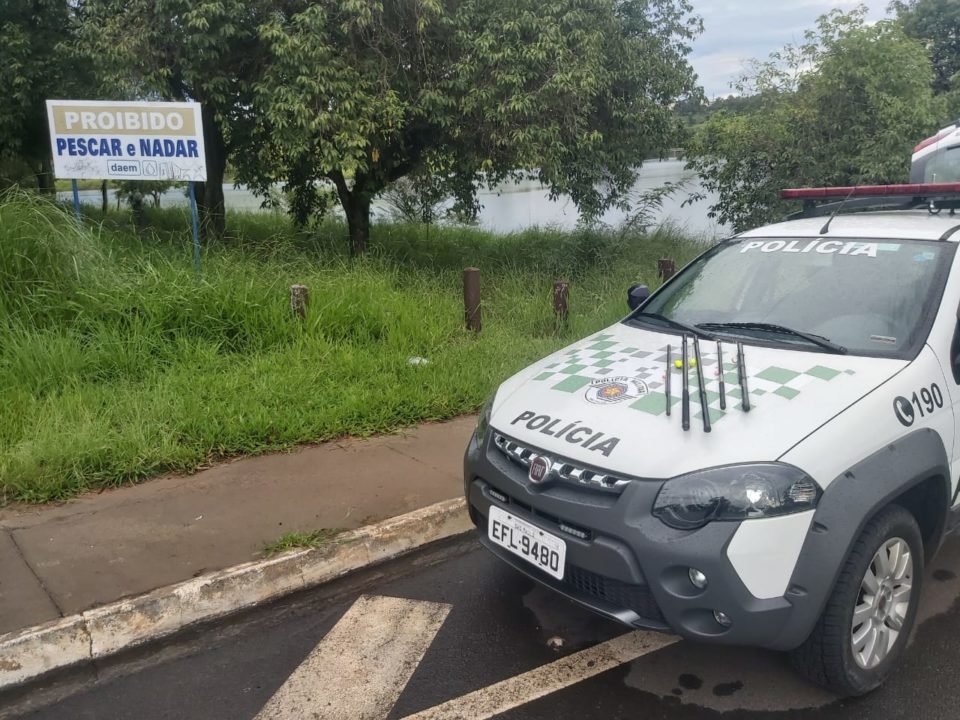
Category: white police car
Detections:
[
  {"x1": 912, "y1": 120, "x2": 960, "y2": 184},
  {"x1": 464, "y1": 183, "x2": 960, "y2": 696}
]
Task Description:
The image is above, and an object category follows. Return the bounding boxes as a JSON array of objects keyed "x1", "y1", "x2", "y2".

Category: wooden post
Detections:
[
  {"x1": 463, "y1": 267, "x2": 481, "y2": 332},
  {"x1": 290, "y1": 284, "x2": 309, "y2": 320},
  {"x1": 553, "y1": 280, "x2": 569, "y2": 327},
  {"x1": 657, "y1": 258, "x2": 677, "y2": 282}
]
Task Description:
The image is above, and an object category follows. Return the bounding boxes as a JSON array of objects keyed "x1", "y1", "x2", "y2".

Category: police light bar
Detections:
[{"x1": 780, "y1": 183, "x2": 960, "y2": 200}]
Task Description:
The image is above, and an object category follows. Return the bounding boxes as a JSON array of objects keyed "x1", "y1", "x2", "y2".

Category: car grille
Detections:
[
  {"x1": 493, "y1": 432, "x2": 630, "y2": 492},
  {"x1": 474, "y1": 507, "x2": 665, "y2": 625},
  {"x1": 564, "y1": 565, "x2": 666, "y2": 624},
  {"x1": 486, "y1": 486, "x2": 594, "y2": 541}
]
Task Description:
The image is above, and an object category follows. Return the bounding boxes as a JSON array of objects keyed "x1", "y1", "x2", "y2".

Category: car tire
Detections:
[{"x1": 790, "y1": 504, "x2": 923, "y2": 697}]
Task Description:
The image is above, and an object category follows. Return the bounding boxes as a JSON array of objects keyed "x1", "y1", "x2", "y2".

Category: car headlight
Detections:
[
  {"x1": 652, "y1": 463, "x2": 821, "y2": 530},
  {"x1": 475, "y1": 393, "x2": 496, "y2": 447}
]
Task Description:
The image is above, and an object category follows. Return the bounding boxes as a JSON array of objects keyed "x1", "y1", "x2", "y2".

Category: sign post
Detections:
[
  {"x1": 70, "y1": 179, "x2": 81, "y2": 221},
  {"x1": 188, "y1": 182, "x2": 201, "y2": 275},
  {"x1": 46, "y1": 99, "x2": 208, "y2": 272}
]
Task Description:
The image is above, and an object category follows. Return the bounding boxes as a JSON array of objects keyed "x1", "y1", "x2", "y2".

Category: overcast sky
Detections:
[{"x1": 690, "y1": 1, "x2": 890, "y2": 98}]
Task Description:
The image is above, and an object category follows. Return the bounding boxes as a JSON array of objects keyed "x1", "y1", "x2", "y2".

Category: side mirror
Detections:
[{"x1": 627, "y1": 284, "x2": 650, "y2": 311}]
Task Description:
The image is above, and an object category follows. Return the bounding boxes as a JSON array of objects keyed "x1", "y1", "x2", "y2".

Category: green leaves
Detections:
[
  {"x1": 35, "y1": 0, "x2": 699, "y2": 249},
  {"x1": 0, "y1": 0, "x2": 96, "y2": 181},
  {"x1": 894, "y1": 0, "x2": 960, "y2": 95},
  {"x1": 81, "y1": 0, "x2": 266, "y2": 108},
  {"x1": 687, "y1": 9, "x2": 943, "y2": 232},
  {"x1": 244, "y1": 0, "x2": 700, "y2": 248}
]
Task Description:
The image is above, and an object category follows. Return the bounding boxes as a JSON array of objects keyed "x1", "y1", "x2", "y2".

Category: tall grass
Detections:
[{"x1": 0, "y1": 191, "x2": 705, "y2": 504}]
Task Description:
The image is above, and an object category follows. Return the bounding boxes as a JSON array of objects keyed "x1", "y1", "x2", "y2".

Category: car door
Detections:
[{"x1": 928, "y1": 249, "x2": 960, "y2": 504}]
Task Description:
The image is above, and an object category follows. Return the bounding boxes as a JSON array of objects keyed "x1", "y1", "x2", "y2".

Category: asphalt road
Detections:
[{"x1": 5, "y1": 531, "x2": 960, "y2": 720}]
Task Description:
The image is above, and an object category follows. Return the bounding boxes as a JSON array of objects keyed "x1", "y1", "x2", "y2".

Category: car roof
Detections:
[{"x1": 737, "y1": 211, "x2": 960, "y2": 242}]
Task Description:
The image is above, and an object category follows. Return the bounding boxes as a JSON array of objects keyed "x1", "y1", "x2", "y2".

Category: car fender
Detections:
[{"x1": 770, "y1": 428, "x2": 950, "y2": 650}]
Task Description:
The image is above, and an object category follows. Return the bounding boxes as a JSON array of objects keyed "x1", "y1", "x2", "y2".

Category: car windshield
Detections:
[{"x1": 628, "y1": 237, "x2": 953, "y2": 358}]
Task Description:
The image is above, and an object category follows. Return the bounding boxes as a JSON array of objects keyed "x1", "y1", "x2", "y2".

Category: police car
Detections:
[
  {"x1": 464, "y1": 182, "x2": 960, "y2": 696},
  {"x1": 912, "y1": 120, "x2": 960, "y2": 184}
]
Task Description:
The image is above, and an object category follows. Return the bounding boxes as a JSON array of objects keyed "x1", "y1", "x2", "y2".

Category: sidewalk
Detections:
[{"x1": 0, "y1": 416, "x2": 476, "y2": 637}]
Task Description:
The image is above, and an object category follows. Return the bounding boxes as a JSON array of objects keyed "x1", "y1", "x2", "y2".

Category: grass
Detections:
[
  {"x1": 0, "y1": 191, "x2": 706, "y2": 505},
  {"x1": 262, "y1": 528, "x2": 344, "y2": 555},
  {"x1": 54, "y1": 179, "x2": 104, "y2": 192}
]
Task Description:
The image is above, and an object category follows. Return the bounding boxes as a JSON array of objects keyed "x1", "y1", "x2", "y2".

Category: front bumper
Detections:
[{"x1": 464, "y1": 429, "x2": 821, "y2": 650}]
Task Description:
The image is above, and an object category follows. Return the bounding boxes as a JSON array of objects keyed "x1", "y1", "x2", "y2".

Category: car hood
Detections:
[{"x1": 489, "y1": 322, "x2": 907, "y2": 481}]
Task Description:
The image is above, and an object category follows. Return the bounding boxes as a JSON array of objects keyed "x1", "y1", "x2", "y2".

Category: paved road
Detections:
[
  {"x1": 0, "y1": 416, "x2": 474, "y2": 635},
  {"x1": 5, "y1": 532, "x2": 960, "y2": 720}
]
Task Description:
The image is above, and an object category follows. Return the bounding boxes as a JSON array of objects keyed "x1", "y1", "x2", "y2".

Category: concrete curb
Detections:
[{"x1": 0, "y1": 498, "x2": 471, "y2": 690}]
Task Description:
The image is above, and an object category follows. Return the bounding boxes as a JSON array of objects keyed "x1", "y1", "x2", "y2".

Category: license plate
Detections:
[{"x1": 488, "y1": 505, "x2": 566, "y2": 580}]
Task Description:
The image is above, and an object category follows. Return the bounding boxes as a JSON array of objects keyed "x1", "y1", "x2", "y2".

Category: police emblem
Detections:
[{"x1": 585, "y1": 376, "x2": 649, "y2": 405}]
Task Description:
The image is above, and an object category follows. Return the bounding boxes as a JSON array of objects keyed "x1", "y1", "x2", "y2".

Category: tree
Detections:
[
  {"x1": 380, "y1": 175, "x2": 448, "y2": 225},
  {"x1": 675, "y1": 94, "x2": 765, "y2": 128},
  {"x1": 893, "y1": 0, "x2": 960, "y2": 95},
  {"x1": 115, "y1": 180, "x2": 175, "y2": 208},
  {"x1": 686, "y1": 7, "x2": 944, "y2": 232},
  {"x1": 79, "y1": 0, "x2": 270, "y2": 239},
  {"x1": 0, "y1": 1, "x2": 95, "y2": 192},
  {"x1": 243, "y1": 0, "x2": 702, "y2": 254}
]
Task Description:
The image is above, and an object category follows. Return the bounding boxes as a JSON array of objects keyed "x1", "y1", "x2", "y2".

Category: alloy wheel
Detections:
[{"x1": 850, "y1": 537, "x2": 913, "y2": 670}]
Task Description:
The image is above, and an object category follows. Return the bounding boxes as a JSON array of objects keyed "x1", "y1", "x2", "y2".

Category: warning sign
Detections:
[{"x1": 46, "y1": 99, "x2": 206, "y2": 181}]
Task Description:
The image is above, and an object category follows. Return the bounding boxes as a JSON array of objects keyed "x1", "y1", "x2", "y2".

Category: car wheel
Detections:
[{"x1": 790, "y1": 504, "x2": 922, "y2": 696}]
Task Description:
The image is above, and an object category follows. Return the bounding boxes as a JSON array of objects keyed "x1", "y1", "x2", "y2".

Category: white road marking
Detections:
[
  {"x1": 402, "y1": 629, "x2": 678, "y2": 719},
  {"x1": 255, "y1": 594, "x2": 451, "y2": 720}
]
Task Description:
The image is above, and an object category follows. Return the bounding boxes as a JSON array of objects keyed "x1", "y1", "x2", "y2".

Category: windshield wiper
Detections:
[
  {"x1": 697, "y1": 322, "x2": 847, "y2": 355},
  {"x1": 632, "y1": 313, "x2": 714, "y2": 339}
]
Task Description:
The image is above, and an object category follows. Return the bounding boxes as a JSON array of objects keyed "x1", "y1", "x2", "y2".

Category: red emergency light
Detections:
[{"x1": 780, "y1": 183, "x2": 960, "y2": 200}]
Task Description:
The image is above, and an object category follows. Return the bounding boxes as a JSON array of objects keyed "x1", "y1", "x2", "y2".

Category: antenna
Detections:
[
  {"x1": 693, "y1": 337, "x2": 711, "y2": 433},
  {"x1": 665, "y1": 344, "x2": 672, "y2": 417},
  {"x1": 819, "y1": 184, "x2": 859, "y2": 235},
  {"x1": 737, "y1": 342, "x2": 751, "y2": 412},
  {"x1": 717, "y1": 340, "x2": 726, "y2": 411}
]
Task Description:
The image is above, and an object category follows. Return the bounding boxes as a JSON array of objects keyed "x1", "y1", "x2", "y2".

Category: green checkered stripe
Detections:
[{"x1": 532, "y1": 333, "x2": 856, "y2": 425}]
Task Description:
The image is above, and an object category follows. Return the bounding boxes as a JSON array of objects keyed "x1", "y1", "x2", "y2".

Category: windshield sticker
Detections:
[
  {"x1": 509, "y1": 411, "x2": 621, "y2": 457},
  {"x1": 914, "y1": 251, "x2": 936, "y2": 262},
  {"x1": 530, "y1": 334, "x2": 857, "y2": 427},
  {"x1": 870, "y1": 335, "x2": 897, "y2": 345},
  {"x1": 740, "y1": 239, "x2": 881, "y2": 257}
]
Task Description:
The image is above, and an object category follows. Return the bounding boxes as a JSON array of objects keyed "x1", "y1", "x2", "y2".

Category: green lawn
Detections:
[
  {"x1": 0, "y1": 191, "x2": 704, "y2": 504},
  {"x1": 53, "y1": 179, "x2": 104, "y2": 192}
]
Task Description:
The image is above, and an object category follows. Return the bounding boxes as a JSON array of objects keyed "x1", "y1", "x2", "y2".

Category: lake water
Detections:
[{"x1": 61, "y1": 159, "x2": 727, "y2": 238}]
